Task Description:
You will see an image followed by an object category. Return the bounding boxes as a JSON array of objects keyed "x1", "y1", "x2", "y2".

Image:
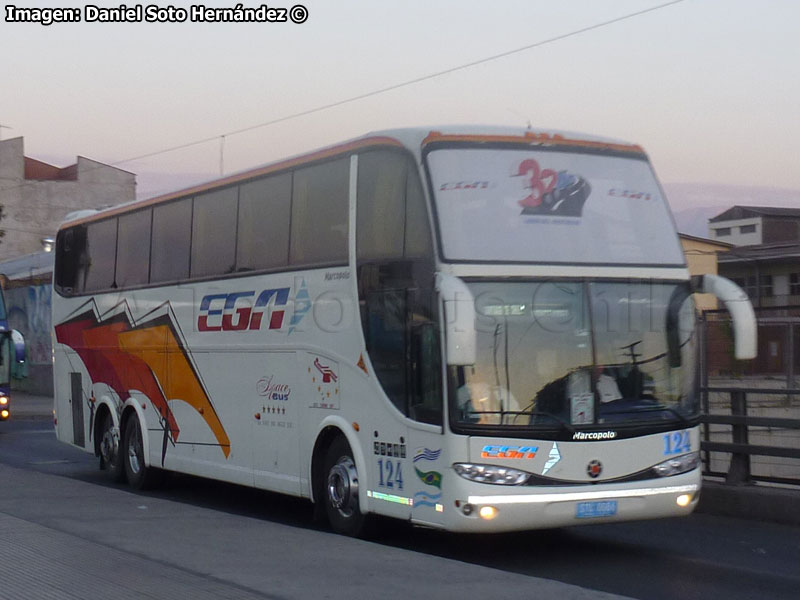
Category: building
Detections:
[
  {"x1": 0, "y1": 137, "x2": 135, "y2": 394},
  {"x1": 709, "y1": 207, "x2": 800, "y2": 377},
  {"x1": 717, "y1": 242, "x2": 800, "y2": 309},
  {"x1": 678, "y1": 233, "x2": 733, "y2": 311},
  {"x1": 708, "y1": 205, "x2": 800, "y2": 246},
  {"x1": 0, "y1": 137, "x2": 136, "y2": 260},
  {"x1": 709, "y1": 206, "x2": 800, "y2": 307}
]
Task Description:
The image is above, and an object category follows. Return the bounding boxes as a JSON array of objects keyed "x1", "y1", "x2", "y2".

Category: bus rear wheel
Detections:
[
  {"x1": 99, "y1": 412, "x2": 125, "y2": 483},
  {"x1": 323, "y1": 437, "x2": 370, "y2": 537},
  {"x1": 122, "y1": 416, "x2": 161, "y2": 490}
]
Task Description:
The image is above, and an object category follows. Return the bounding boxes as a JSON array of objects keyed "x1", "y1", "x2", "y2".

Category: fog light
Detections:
[
  {"x1": 479, "y1": 506, "x2": 497, "y2": 520},
  {"x1": 676, "y1": 494, "x2": 693, "y2": 507},
  {"x1": 462, "y1": 503, "x2": 474, "y2": 516},
  {"x1": 1, "y1": 409, "x2": 9, "y2": 419}
]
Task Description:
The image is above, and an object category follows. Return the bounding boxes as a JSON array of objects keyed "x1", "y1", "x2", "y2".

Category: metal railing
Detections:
[{"x1": 701, "y1": 387, "x2": 800, "y2": 486}]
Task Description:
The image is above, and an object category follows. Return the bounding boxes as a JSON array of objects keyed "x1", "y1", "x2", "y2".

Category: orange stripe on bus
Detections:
[{"x1": 118, "y1": 325, "x2": 231, "y2": 457}]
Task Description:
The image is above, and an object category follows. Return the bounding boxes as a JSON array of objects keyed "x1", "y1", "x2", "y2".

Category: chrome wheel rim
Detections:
[
  {"x1": 327, "y1": 456, "x2": 359, "y2": 518},
  {"x1": 100, "y1": 422, "x2": 118, "y2": 467},
  {"x1": 127, "y1": 423, "x2": 142, "y2": 475}
]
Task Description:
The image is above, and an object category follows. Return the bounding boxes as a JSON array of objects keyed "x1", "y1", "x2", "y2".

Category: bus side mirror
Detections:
[
  {"x1": 436, "y1": 273, "x2": 476, "y2": 365},
  {"x1": 692, "y1": 274, "x2": 757, "y2": 360},
  {"x1": 11, "y1": 330, "x2": 25, "y2": 363}
]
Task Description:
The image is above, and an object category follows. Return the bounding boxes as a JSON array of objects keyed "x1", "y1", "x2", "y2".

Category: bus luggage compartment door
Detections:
[{"x1": 70, "y1": 372, "x2": 85, "y2": 446}]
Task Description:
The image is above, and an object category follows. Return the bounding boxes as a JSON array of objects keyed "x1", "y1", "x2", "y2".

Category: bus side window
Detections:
[
  {"x1": 404, "y1": 159, "x2": 433, "y2": 259},
  {"x1": 356, "y1": 149, "x2": 441, "y2": 425},
  {"x1": 191, "y1": 187, "x2": 238, "y2": 278},
  {"x1": 237, "y1": 173, "x2": 291, "y2": 271},
  {"x1": 290, "y1": 158, "x2": 349, "y2": 267},
  {"x1": 116, "y1": 209, "x2": 151, "y2": 288},
  {"x1": 83, "y1": 218, "x2": 118, "y2": 292},
  {"x1": 55, "y1": 226, "x2": 87, "y2": 295},
  {"x1": 357, "y1": 151, "x2": 406, "y2": 260},
  {"x1": 364, "y1": 284, "x2": 408, "y2": 412},
  {"x1": 151, "y1": 198, "x2": 192, "y2": 284},
  {"x1": 409, "y1": 319, "x2": 442, "y2": 425}
]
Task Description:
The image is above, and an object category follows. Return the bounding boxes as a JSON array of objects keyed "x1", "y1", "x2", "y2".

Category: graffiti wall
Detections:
[{"x1": 6, "y1": 283, "x2": 53, "y2": 396}]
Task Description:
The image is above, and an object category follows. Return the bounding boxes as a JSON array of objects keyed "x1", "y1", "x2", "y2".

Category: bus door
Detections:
[
  {"x1": 360, "y1": 280, "x2": 444, "y2": 523},
  {"x1": 405, "y1": 319, "x2": 446, "y2": 527}
]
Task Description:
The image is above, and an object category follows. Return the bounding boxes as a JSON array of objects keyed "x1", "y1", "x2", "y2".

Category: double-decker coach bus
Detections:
[{"x1": 52, "y1": 126, "x2": 756, "y2": 535}]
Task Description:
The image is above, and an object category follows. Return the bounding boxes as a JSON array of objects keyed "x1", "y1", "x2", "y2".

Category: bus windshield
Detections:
[
  {"x1": 449, "y1": 280, "x2": 698, "y2": 433},
  {"x1": 427, "y1": 146, "x2": 685, "y2": 266}
]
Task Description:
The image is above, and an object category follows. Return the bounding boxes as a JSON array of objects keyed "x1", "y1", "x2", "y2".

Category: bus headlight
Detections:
[
  {"x1": 453, "y1": 463, "x2": 530, "y2": 485},
  {"x1": 0, "y1": 396, "x2": 8, "y2": 406},
  {"x1": 652, "y1": 452, "x2": 699, "y2": 477}
]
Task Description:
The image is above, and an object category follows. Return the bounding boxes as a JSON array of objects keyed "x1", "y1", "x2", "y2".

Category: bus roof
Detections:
[{"x1": 59, "y1": 125, "x2": 646, "y2": 229}]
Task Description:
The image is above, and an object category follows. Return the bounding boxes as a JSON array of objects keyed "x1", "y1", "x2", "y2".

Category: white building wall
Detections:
[
  {"x1": 0, "y1": 138, "x2": 136, "y2": 260},
  {"x1": 708, "y1": 217, "x2": 763, "y2": 246}
]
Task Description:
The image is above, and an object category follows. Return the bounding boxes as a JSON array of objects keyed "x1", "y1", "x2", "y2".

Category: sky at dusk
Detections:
[{"x1": 2, "y1": 0, "x2": 798, "y2": 210}]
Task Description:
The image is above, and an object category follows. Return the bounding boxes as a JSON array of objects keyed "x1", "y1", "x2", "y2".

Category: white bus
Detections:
[{"x1": 52, "y1": 126, "x2": 756, "y2": 535}]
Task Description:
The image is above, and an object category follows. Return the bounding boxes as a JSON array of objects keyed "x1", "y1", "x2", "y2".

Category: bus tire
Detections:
[
  {"x1": 323, "y1": 436, "x2": 370, "y2": 537},
  {"x1": 99, "y1": 412, "x2": 125, "y2": 483},
  {"x1": 122, "y1": 415, "x2": 161, "y2": 490}
]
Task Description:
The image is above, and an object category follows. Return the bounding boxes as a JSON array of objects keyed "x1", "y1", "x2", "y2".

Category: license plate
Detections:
[{"x1": 576, "y1": 500, "x2": 618, "y2": 519}]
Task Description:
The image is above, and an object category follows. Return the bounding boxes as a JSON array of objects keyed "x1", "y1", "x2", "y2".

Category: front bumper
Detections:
[{"x1": 440, "y1": 469, "x2": 701, "y2": 533}]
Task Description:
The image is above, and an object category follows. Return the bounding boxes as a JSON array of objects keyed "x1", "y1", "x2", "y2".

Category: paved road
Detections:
[
  {"x1": 0, "y1": 419, "x2": 627, "y2": 600},
  {"x1": 2, "y1": 418, "x2": 800, "y2": 600}
]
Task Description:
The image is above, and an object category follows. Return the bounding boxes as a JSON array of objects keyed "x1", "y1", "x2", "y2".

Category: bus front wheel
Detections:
[{"x1": 323, "y1": 437, "x2": 370, "y2": 537}]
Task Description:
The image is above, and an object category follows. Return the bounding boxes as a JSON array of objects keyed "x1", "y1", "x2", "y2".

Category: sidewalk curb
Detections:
[{"x1": 696, "y1": 480, "x2": 800, "y2": 526}]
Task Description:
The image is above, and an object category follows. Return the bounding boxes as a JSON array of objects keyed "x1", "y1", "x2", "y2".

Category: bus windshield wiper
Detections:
[
  {"x1": 602, "y1": 404, "x2": 691, "y2": 426},
  {"x1": 525, "y1": 410, "x2": 576, "y2": 433},
  {"x1": 464, "y1": 409, "x2": 575, "y2": 433}
]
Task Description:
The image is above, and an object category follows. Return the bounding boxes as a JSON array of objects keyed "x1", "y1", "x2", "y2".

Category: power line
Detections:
[
  {"x1": 0, "y1": 0, "x2": 687, "y2": 211},
  {"x1": 111, "y1": 0, "x2": 687, "y2": 167}
]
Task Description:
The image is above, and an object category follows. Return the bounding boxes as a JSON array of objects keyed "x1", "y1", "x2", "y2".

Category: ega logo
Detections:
[
  {"x1": 198, "y1": 288, "x2": 290, "y2": 332},
  {"x1": 481, "y1": 445, "x2": 539, "y2": 459}
]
